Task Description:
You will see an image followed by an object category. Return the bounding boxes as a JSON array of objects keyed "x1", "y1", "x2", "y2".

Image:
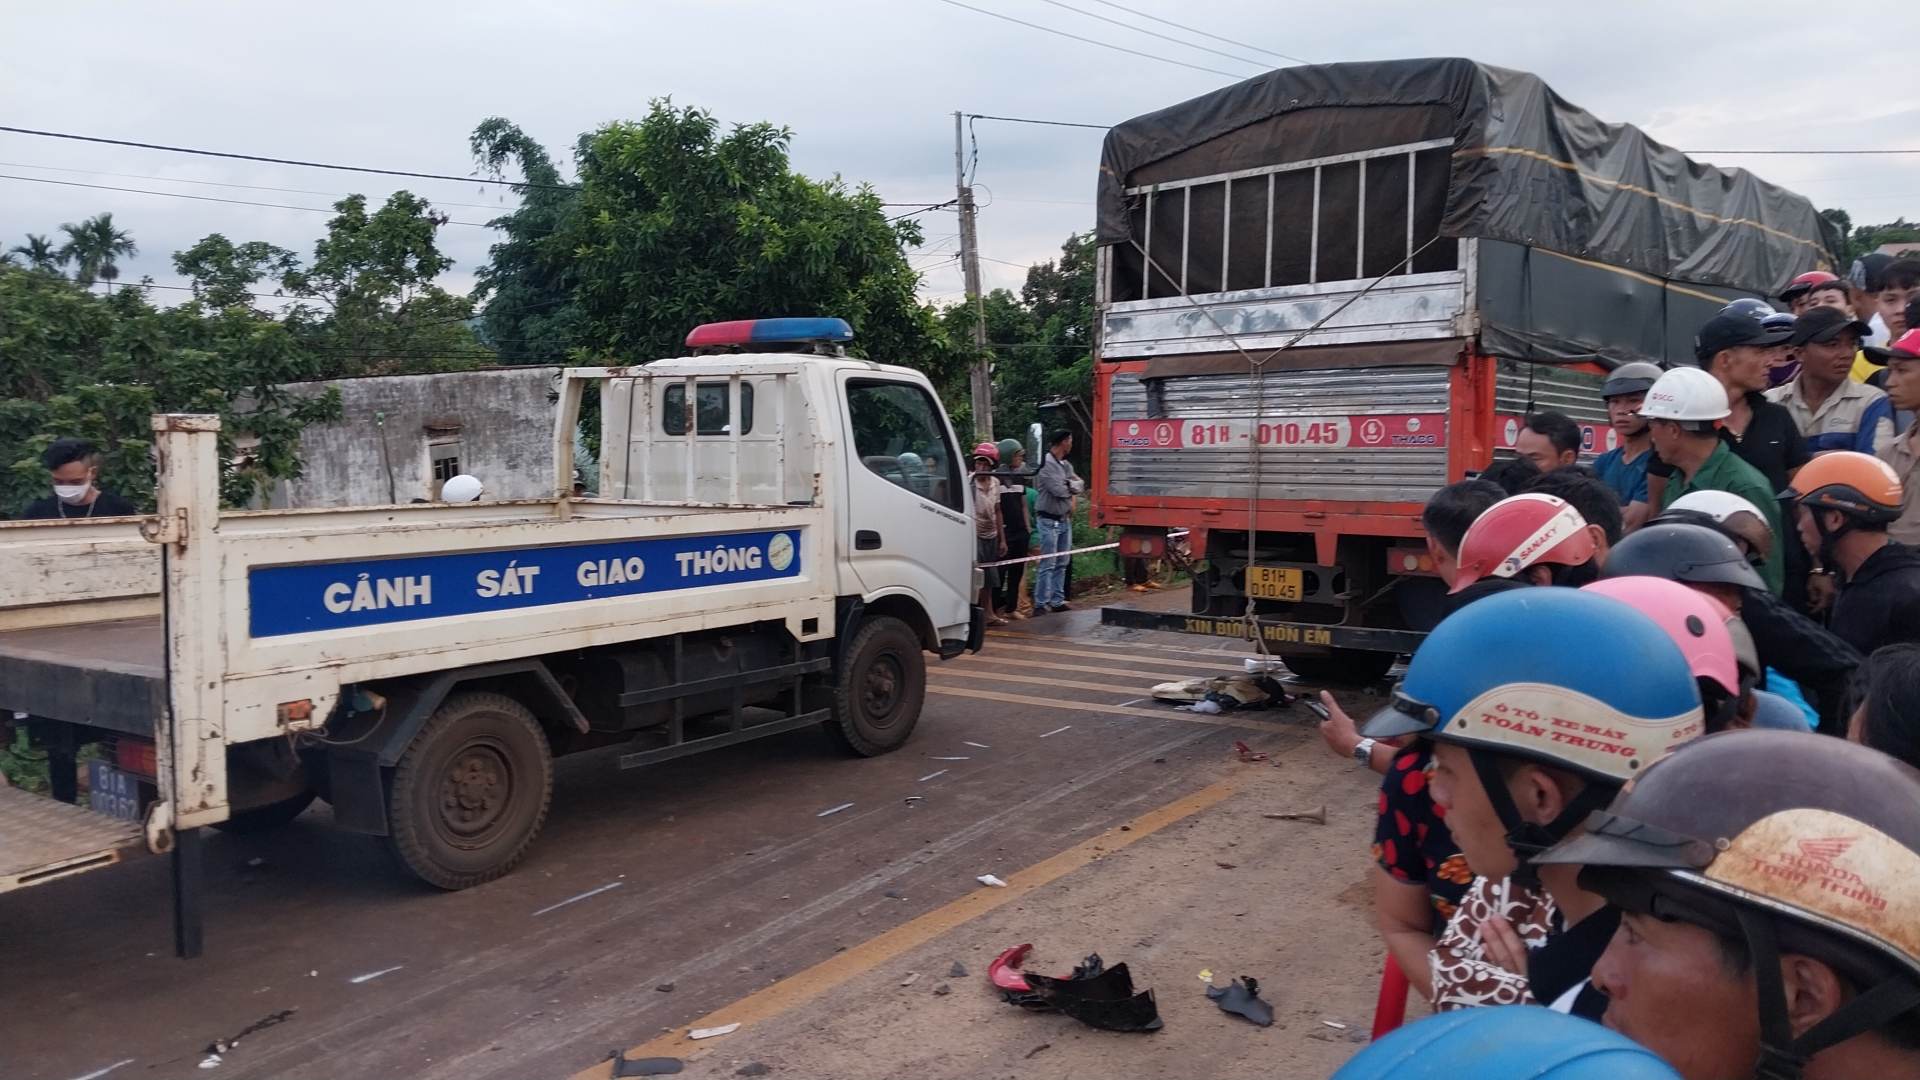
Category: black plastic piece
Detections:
[
  {"x1": 1006, "y1": 953, "x2": 1162, "y2": 1033},
  {"x1": 1207, "y1": 976, "x2": 1275, "y2": 1026}
]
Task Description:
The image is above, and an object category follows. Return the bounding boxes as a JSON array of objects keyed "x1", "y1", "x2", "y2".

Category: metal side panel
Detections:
[
  {"x1": 1107, "y1": 365, "x2": 1454, "y2": 502},
  {"x1": 1492, "y1": 360, "x2": 1614, "y2": 458},
  {"x1": 1101, "y1": 271, "x2": 1468, "y2": 357},
  {"x1": 0, "y1": 785, "x2": 140, "y2": 892}
]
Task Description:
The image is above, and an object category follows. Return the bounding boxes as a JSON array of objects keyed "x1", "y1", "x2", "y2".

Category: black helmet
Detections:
[
  {"x1": 1540, "y1": 730, "x2": 1920, "y2": 1079},
  {"x1": 1602, "y1": 521, "x2": 1765, "y2": 591},
  {"x1": 1602, "y1": 362, "x2": 1665, "y2": 399},
  {"x1": 1721, "y1": 298, "x2": 1777, "y2": 320}
]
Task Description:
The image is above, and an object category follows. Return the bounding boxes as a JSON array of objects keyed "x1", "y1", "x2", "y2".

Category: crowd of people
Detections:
[{"x1": 1322, "y1": 259, "x2": 1920, "y2": 1079}]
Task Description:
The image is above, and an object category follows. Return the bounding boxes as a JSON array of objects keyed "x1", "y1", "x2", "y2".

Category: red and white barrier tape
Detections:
[{"x1": 978, "y1": 529, "x2": 1188, "y2": 569}]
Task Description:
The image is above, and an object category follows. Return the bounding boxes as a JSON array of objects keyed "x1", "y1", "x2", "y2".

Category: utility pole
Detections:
[{"x1": 954, "y1": 111, "x2": 993, "y2": 438}]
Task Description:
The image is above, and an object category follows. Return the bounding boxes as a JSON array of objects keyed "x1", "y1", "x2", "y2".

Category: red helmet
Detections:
[
  {"x1": 1450, "y1": 493, "x2": 1597, "y2": 594},
  {"x1": 971, "y1": 441, "x2": 1000, "y2": 464},
  {"x1": 1779, "y1": 269, "x2": 1841, "y2": 303}
]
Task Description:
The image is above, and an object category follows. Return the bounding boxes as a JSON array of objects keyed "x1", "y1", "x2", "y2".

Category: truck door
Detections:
[{"x1": 837, "y1": 376, "x2": 975, "y2": 636}]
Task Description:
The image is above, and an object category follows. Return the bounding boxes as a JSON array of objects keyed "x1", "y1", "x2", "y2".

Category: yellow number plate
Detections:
[{"x1": 1246, "y1": 566, "x2": 1303, "y2": 602}]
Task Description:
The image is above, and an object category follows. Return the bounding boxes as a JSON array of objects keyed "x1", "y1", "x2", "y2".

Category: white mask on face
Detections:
[{"x1": 53, "y1": 482, "x2": 92, "y2": 504}]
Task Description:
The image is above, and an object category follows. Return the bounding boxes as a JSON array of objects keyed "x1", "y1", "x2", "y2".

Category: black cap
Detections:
[
  {"x1": 1694, "y1": 312, "x2": 1794, "y2": 363},
  {"x1": 1788, "y1": 304, "x2": 1872, "y2": 347}
]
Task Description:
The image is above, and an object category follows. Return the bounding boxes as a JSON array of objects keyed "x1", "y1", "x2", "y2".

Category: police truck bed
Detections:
[{"x1": 0, "y1": 616, "x2": 166, "y2": 735}]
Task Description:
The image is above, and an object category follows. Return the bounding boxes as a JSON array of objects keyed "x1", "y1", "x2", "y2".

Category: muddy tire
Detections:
[
  {"x1": 213, "y1": 791, "x2": 316, "y2": 835},
  {"x1": 823, "y1": 616, "x2": 925, "y2": 757},
  {"x1": 1280, "y1": 648, "x2": 1396, "y2": 686},
  {"x1": 387, "y1": 691, "x2": 553, "y2": 890}
]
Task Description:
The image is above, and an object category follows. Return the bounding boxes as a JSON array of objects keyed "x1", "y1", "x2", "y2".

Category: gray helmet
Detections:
[
  {"x1": 1602, "y1": 362, "x2": 1664, "y2": 399},
  {"x1": 1601, "y1": 521, "x2": 1766, "y2": 591}
]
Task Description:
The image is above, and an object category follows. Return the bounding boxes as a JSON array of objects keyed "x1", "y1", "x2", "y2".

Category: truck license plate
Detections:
[
  {"x1": 1246, "y1": 566, "x2": 1304, "y2": 602},
  {"x1": 87, "y1": 759, "x2": 143, "y2": 823}
]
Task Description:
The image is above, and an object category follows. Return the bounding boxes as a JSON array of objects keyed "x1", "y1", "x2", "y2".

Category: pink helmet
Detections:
[
  {"x1": 971, "y1": 441, "x2": 1001, "y2": 464},
  {"x1": 1580, "y1": 576, "x2": 1737, "y2": 696}
]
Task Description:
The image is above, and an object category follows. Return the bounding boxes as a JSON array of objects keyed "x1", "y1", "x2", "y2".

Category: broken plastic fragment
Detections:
[
  {"x1": 1014, "y1": 954, "x2": 1163, "y2": 1032},
  {"x1": 198, "y1": 1056, "x2": 222, "y2": 1070},
  {"x1": 977, "y1": 874, "x2": 1008, "y2": 888},
  {"x1": 688, "y1": 1023, "x2": 740, "y2": 1040},
  {"x1": 1206, "y1": 976, "x2": 1275, "y2": 1027},
  {"x1": 1197, "y1": 968, "x2": 1213, "y2": 982},
  {"x1": 1233, "y1": 741, "x2": 1268, "y2": 763}
]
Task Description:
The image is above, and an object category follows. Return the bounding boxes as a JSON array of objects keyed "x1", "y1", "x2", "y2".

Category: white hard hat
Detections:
[
  {"x1": 1639, "y1": 367, "x2": 1731, "y2": 422},
  {"x1": 1668, "y1": 489, "x2": 1766, "y2": 525},
  {"x1": 441, "y1": 474, "x2": 484, "y2": 502}
]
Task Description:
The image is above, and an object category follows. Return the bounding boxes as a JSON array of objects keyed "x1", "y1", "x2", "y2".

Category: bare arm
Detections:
[
  {"x1": 1622, "y1": 500, "x2": 1652, "y2": 532},
  {"x1": 1316, "y1": 691, "x2": 1398, "y2": 774},
  {"x1": 1374, "y1": 865, "x2": 1439, "y2": 1001}
]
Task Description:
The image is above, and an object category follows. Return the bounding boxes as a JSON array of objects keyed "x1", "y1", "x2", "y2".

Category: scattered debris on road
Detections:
[
  {"x1": 198, "y1": 1054, "x2": 222, "y2": 1069},
  {"x1": 607, "y1": 1050, "x2": 685, "y2": 1077},
  {"x1": 1196, "y1": 968, "x2": 1213, "y2": 982},
  {"x1": 1232, "y1": 741, "x2": 1268, "y2": 763},
  {"x1": 903, "y1": 795, "x2": 925, "y2": 805},
  {"x1": 976, "y1": 873, "x2": 1008, "y2": 888},
  {"x1": 655, "y1": 982, "x2": 676, "y2": 993},
  {"x1": 815, "y1": 803, "x2": 854, "y2": 818},
  {"x1": 989, "y1": 943, "x2": 1034, "y2": 992},
  {"x1": 1262, "y1": 806, "x2": 1328, "y2": 825},
  {"x1": 1215, "y1": 861, "x2": 1238, "y2": 870},
  {"x1": 204, "y1": 1009, "x2": 295, "y2": 1057},
  {"x1": 531, "y1": 881, "x2": 624, "y2": 916},
  {"x1": 347, "y1": 965, "x2": 403, "y2": 984},
  {"x1": 1024, "y1": 1043, "x2": 1051, "y2": 1059},
  {"x1": 1206, "y1": 976, "x2": 1275, "y2": 1027},
  {"x1": 948, "y1": 960, "x2": 968, "y2": 978},
  {"x1": 933, "y1": 982, "x2": 952, "y2": 996},
  {"x1": 688, "y1": 1023, "x2": 741, "y2": 1040},
  {"x1": 1004, "y1": 953, "x2": 1163, "y2": 1032},
  {"x1": 736, "y1": 1064, "x2": 771, "y2": 1077},
  {"x1": 899, "y1": 972, "x2": 920, "y2": 987}
]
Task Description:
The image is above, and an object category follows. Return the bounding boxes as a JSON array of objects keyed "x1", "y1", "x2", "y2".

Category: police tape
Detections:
[{"x1": 978, "y1": 530, "x2": 1189, "y2": 569}]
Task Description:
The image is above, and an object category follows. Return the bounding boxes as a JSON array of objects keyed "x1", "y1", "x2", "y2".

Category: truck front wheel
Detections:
[
  {"x1": 387, "y1": 691, "x2": 553, "y2": 890},
  {"x1": 824, "y1": 615, "x2": 925, "y2": 757},
  {"x1": 1279, "y1": 648, "x2": 1396, "y2": 686}
]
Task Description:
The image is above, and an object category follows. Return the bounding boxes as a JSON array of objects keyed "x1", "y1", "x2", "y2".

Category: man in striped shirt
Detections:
[{"x1": 1767, "y1": 305, "x2": 1895, "y2": 457}]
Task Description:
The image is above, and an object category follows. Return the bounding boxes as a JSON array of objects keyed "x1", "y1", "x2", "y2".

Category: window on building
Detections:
[
  {"x1": 429, "y1": 440, "x2": 462, "y2": 498},
  {"x1": 663, "y1": 382, "x2": 755, "y2": 436}
]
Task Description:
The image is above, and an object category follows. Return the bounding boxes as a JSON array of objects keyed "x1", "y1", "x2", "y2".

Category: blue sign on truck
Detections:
[{"x1": 248, "y1": 529, "x2": 803, "y2": 638}]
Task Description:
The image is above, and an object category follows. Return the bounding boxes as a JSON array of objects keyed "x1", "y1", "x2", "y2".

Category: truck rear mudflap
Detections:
[{"x1": 0, "y1": 785, "x2": 140, "y2": 892}]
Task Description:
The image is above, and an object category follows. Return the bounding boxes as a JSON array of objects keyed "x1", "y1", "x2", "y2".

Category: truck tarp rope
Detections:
[{"x1": 1122, "y1": 233, "x2": 1442, "y2": 659}]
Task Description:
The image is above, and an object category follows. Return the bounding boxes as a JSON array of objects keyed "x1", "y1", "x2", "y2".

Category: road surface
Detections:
[{"x1": 3, "y1": 593, "x2": 1400, "y2": 1080}]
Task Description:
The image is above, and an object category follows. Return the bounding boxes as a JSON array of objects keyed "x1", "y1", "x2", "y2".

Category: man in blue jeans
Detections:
[{"x1": 1032, "y1": 429, "x2": 1080, "y2": 613}]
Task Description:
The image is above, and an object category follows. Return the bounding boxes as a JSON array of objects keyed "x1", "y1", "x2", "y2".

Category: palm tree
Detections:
[
  {"x1": 9, "y1": 233, "x2": 61, "y2": 274},
  {"x1": 59, "y1": 213, "x2": 137, "y2": 291}
]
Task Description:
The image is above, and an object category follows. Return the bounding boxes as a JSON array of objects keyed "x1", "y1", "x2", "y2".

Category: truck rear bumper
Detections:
[{"x1": 1098, "y1": 606, "x2": 1425, "y2": 655}]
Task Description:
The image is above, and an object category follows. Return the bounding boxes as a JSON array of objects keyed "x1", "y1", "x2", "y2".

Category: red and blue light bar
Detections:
[{"x1": 685, "y1": 317, "x2": 854, "y2": 349}]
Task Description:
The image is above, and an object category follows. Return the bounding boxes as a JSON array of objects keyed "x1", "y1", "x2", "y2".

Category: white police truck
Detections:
[{"x1": 0, "y1": 318, "x2": 982, "y2": 955}]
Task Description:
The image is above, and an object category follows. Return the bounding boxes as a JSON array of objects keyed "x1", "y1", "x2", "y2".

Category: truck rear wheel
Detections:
[
  {"x1": 824, "y1": 615, "x2": 925, "y2": 757},
  {"x1": 387, "y1": 691, "x2": 553, "y2": 890},
  {"x1": 1280, "y1": 649, "x2": 1397, "y2": 686}
]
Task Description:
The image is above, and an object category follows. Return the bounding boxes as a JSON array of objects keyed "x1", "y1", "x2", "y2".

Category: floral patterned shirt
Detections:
[{"x1": 1431, "y1": 874, "x2": 1558, "y2": 1010}]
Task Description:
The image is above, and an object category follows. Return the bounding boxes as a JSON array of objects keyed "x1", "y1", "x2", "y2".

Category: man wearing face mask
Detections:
[{"x1": 18, "y1": 438, "x2": 139, "y2": 520}]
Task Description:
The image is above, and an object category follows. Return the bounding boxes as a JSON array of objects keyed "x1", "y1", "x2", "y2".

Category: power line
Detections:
[
  {"x1": 929, "y1": 0, "x2": 1243, "y2": 80},
  {"x1": 1032, "y1": 0, "x2": 1266, "y2": 69},
  {"x1": 0, "y1": 124, "x2": 579, "y2": 192},
  {"x1": 1690, "y1": 149, "x2": 1920, "y2": 156},
  {"x1": 0, "y1": 172, "x2": 497, "y2": 226},
  {"x1": 0, "y1": 160, "x2": 515, "y2": 211},
  {"x1": 888, "y1": 198, "x2": 958, "y2": 221},
  {"x1": 1084, "y1": 0, "x2": 1310, "y2": 65},
  {"x1": 967, "y1": 113, "x2": 1110, "y2": 131}
]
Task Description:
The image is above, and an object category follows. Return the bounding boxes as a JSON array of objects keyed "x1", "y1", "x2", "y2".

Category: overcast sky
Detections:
[{"x1": 3, "y1": 0, "x2": 1916, "y2": 321}]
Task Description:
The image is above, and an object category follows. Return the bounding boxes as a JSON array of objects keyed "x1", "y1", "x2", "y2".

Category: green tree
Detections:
[
  {"x1": 9, "y1": 233, "x2": 61, "y2": 273},
  {"x1": 471, "y1": 103, "x2": 955, "y2": 380},
  {"x1": 58, "y1": 213, "x2": 137, "y2": 291},
  {"x1": 172, "y1": 234, "x2": 299, "y2": 309},
  {"x1": 280, "y1": 193, "x2": 493, "y2": 376}
]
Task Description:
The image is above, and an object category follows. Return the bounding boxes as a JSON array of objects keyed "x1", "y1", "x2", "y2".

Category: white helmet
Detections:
[
  {"x1": 441, "y1": 474, "x2": 484, "y2": 502},
  {"x1": 1668, "y1": 489, "x2": 1767, "y2": 527},
  {"x1": 896, "y1": 452, "x2": 923, "y2": 472},
  {"x1": 1639, "y1": 367, "x2": 1730, "y2": 422}
]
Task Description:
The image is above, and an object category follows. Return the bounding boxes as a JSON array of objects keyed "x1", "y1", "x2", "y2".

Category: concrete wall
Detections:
[{"x1": 266, "y1": 367, "x2": 563, "y2": 508}]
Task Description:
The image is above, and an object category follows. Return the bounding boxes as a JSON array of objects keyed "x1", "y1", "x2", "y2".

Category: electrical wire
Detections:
[
  {"x1": 1083, "y1": 0, "x2": 1310, "y2": 65},
  {"x1": 0, "y1": 172, "x2": 497, "y2": 226},
  {"x1": 966, "y1": 113, "x2": 1110, "y2": 131},
  {"x1": 888, "y1": 199, "x2": 957, "y2": 221},
  {"x1": 0, "y1": 160, "x2": 515, "y2": 211},
  {"x1": 1032, "y1": 0, "x2": 1268, "y2": 69},
  {"x1": 0, "y1": 124, "x2": 580, "y2": 191},
  {"x1": 929, "y1": 0, "x2": 1243, "y2": 79},
  {"x1": 1690, "y1": 148, "x2": 1920, "y2": 155}
]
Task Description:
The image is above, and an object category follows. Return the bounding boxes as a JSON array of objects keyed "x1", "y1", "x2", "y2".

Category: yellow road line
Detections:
[
  {"x1": 575, "y1": 775, "x2": 1245, "y2": 1076},
  {"x1": 990, "y1": 629, "x2": 1264, "y2": 661},
  {"x1": 927, "y1": 683, "x2": 1289, "y2": 734},
  {"x1": 945, "y1": 653, "x2": 1186, "y2": 682},
  {"x1": 985, "y1": 642, "x2": 1241, "y2": 672}
]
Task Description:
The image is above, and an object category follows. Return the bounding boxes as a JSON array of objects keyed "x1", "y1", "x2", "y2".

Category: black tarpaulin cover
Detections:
[{"x1": 1096, "y1": 58, "x2": 1837, "y2": 297}]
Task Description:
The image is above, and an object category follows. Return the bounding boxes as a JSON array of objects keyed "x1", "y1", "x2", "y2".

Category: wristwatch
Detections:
[{"x1": 1351, "y1": 737, "x2": 1377, "y2": 766}]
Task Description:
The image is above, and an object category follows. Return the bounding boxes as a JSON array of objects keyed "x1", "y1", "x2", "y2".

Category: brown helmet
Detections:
[
  {"x1": 1540, "y1": 729, "x2": 1920, "y2": 1078},
  {"x1": 1785, "y1": 450, "x2": 1904, "y2": 526}
]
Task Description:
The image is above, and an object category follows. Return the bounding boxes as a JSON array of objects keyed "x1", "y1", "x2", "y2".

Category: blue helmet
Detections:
[
  {"x1": 1332, "y1": 1006, "x2": 1681, "y2": 1079},
  {"x1": 1363, "y1": 588, "x2": 1704, "y2": 868}
]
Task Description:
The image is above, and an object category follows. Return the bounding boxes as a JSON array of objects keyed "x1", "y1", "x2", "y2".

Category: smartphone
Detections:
[{"x1": 1301, "y1": 699, "x2": 1330, "y2": 721}]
